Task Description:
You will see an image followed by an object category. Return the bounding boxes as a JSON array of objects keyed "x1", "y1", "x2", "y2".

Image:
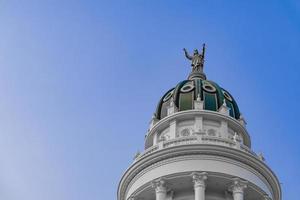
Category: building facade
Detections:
[{"x1": 118, "y1": 46, "x2": 281, "y2": 200}]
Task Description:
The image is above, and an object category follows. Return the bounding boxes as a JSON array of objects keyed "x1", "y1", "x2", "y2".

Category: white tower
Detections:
[{"x1": 118, "y1": 47, "x2": 281, "y2": 200}]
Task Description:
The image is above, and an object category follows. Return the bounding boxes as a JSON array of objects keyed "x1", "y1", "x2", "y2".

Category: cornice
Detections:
[{"x1": 117, "y1": 144, "x2": 281, "y2": 200}]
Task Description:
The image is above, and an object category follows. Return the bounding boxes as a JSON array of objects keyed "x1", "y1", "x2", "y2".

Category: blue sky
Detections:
[{"x1": 0, "y1": 0, "x2": 299, "y2": 199}]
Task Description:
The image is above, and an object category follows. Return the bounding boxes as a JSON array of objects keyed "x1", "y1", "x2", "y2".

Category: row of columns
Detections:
[{"x1": 137, "y1": 172, "x2": 272, "y2": 200}]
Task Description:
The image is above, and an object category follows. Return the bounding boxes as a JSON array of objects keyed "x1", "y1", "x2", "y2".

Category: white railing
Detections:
[
  {"x1": 201, "y1": 136, "x2": 236, "y2": 147},
  {"x1": 163, "y1": 136, "x2": 198, "y2": 148},
  {"x1": 136, "y1": 135, "x2": 258, "y2": 161}
]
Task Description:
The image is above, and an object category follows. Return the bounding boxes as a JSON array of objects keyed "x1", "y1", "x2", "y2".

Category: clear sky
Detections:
[{"x1": 0, "y1": 0, "x2": 299, "y2": 199}]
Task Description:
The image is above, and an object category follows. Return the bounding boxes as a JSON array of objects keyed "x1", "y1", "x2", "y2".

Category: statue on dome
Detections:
[{"x1": 183, "y1": 43, "x2": 206, "y2": 73}]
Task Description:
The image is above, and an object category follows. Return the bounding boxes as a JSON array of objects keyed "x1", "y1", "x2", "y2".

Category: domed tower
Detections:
[{"x1": 118, "y1": 45, "x2": 281, "y2": 200}]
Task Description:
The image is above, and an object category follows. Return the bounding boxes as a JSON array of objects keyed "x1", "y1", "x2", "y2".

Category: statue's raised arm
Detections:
[
  {"x1": 183, "y1": 48, "x2": 193, "y2": 60},
  {"x1": 183, "y1": 44, "x2": 207, "y2": 79},
  {"x1": 202, "y1": 43, "x2": 206, "y2": 59}
]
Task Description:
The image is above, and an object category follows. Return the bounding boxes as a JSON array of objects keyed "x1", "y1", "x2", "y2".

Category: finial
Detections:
[
  {"x1": 133, "y1": 150, "x2": 141, "y2": 160},
  {"x1": 152, "y1": 113, "x2": 157, "y2": 120},
  {"x1": 238, "y1": 113, "x2": 247, "y2": 126},
  {"x1": 183, "y1": 43, "x2": 207, "y2": 80},
  {"x1": 233, "y1": 132, "x2": 239, "y2": 142},
  {"x1": 258, "y1": 152, "x2": 265, "y2": 161},
  {"x1": 197, "y1": 93, "x2": 201, "y2": 101},
  {"x1": 170, "y1": 97, "x2": 174, "y2": 106},
  {"x1": 222, "y1": 98, "x2": 227, "y2": 106}
]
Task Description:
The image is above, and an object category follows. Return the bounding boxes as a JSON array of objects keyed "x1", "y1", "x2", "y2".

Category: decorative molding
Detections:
[
  {"x1": 238, "y1": 114, "x2": 247, "y2": 127},
  {"x1": 118, "y1": 145, "x2": 281, "y2": 200},
  {"x1": 127, "y1": 154, "x2": 267, "y2": 194},
  {"x1": 145, "y1": 109, "x2": 251, "y2": 149},
  {"x1": 191, "y1": 172, "x2": 208, "y2": 188},
  {"x1": 127, "y1": 196, "x2": 135, "y2": 200},
  {"x1": 139, "y1": 135, "x2": 254, "y2": 161},
  {"x1": 124, "y1": 172, "x2": 269, "y2": 200},
  {"x1": 219, "y1": 99, "x2": 230, "y2": 116},
  {"x1": 149, "y1": 114, "x2": 159, "y2": 131},
  {"x1": 228, "y1": 178, "x2": 248, "y2": 194},
  {"x1": 152, "y1": 177, "x2": 167, "y2": 193},
  {"x1": 167, "y1": 97, "x2": 177, "y2": 116},
  {"x1": 194, "y1": 94, "x2": 204, "y2": 110}
]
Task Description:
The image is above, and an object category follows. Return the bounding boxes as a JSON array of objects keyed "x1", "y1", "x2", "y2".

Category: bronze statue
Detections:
[{"x1": 183, "y1": 44, "x2": 206, "y2": 72}]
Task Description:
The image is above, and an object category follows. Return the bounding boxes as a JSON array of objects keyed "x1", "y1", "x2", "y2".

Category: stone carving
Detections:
[
  {"x1": 228, "y1": 178, "x2": 248, "y2": 194},
  {"x1": 159, "y1": 136, "x2": 166, "y2": 142},
  {"x1": 152, "y1": 178, "x2": 167, "y2": 193},
  {"x1": 183, "y1": 44, "x2": 205, "y2": 73},
  {"x1": 194, "y1": 94, "x2": 204, "y2": 110},
  {"x1": 193, "y1": 129, "x2": 206, "y2": 136},
  {"x1": 233, "y1": 132, "x2": 240, "y2": 142},
  {"x1": 207, "y1": 129, "x2": 216, "y2": 136},
  {"x1": 219, "y1": 99, "x2": 230, "y2": 116},
  {"x1": 191, "y1": 172, "x2": 208, "y2": 188},
  {"x1": 181, "y1": 128, "x2": 190, "y2": 137}
]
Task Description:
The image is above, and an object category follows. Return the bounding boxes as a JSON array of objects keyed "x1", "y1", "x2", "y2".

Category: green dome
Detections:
[{"x1": 155, "y1": 78, "x2": 240, "y2": 120}]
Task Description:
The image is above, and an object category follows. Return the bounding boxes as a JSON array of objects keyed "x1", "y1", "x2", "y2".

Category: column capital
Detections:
[
  {"x1": 228, "y1": 178, "x2": 248, "y2": 194},
  {"x1": 152, "y1": 177, "x2": 167, "y2": 193},
  {"x1": 191, "y1": 172, "x2": 208, "y2": 188}
]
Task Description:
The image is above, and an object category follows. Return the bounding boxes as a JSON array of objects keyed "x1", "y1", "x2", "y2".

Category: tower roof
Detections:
[
  {"x1": 155, "y1": 78, "x2": 240, "y2": 120},
  {"x1": 155, "y1": 45, "x2": 241, "y2": 120}
]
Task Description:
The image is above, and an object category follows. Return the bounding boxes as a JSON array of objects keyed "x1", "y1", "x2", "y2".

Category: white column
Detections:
[
  {"x1": 152, "y1": 178, "x2": 167, "y2": 200},
  {"x1": 192, "y1": 172, "x2": 208, "y2": 200},
  {"x1": 228, "y1": 178, "x2": 247, "y2": 200}
]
